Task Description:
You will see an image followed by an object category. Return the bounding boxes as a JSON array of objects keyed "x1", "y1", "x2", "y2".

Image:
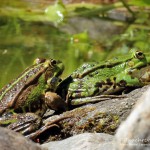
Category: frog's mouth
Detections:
[{"x1": 131, "y1": 65, "x2": 150, "y2": 83}]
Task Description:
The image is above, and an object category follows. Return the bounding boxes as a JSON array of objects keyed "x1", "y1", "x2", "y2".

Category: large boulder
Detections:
[
  {"x1": 115, "y1": 87, "x2": 150, "y2": 150},
  {"x1": 42, "y1": 133, "x2": 114, "y2": 150},
  {"x1": 0, "y1": 127, "x2": 45, "y2": 150}
]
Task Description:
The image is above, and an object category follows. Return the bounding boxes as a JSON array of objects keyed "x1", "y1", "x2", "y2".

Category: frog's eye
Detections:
[
  {"x1": 51, "y1": 59, "x2": 57, "y2": 65},
  {"x1": 59, "y1": 78, "x2": 62, "y2": 82},
  {"x1": 135, "y1": 51, "x2": 145, "y2": 59}
]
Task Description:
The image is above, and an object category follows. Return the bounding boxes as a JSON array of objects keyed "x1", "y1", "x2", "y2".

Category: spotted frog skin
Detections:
[
  {"x1": 57, "y1": 50, "x2": 150, "y2": 106},
  {"x1": 0, "y1": 58, "x2": 66, "y2": 135}
]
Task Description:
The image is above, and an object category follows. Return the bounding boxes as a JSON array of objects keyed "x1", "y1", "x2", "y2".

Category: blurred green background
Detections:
[{"x1": 0, "y1": 0, "x2": 150, "y2": 88}]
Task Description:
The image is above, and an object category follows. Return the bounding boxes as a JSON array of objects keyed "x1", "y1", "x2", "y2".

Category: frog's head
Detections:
[
  {"x1": 46, "y1": 59, "x2": 64, "y2": 90},
  {"x1": 127, "y1": 50, "x2": 150, "y2": 83},
  {"x1": 34, "y1": 58, "x2": 64, "y2": 91},
  {"x1": 53, "y1": 59, "x2": 64, "y2": 77},
  {"x1": 127, "y1": 50, "x2": 150, "y2": 68},
  {"x1": 34, "y1": 58, "x2": 64, "y2": 75}
]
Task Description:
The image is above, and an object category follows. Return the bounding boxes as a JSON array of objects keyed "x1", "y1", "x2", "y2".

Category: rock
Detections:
[
  {"x1": 39, "y1": 86, "x2": 150, "y2": 142},
  {"x1": 1, "y1": 85, "x2": 149, "y2": 149},
  {"x1": 0, "y1": 127, "x2": 46, "y2": 150},
  {"x1": 42, "y1": 133, "x2": 114, "y2": 150},
  {"x1": 115, "y1": 87, "x2": 150, "y2": 150},
  {"x1": 60, "y1": 17, "x2": 123, "y2": 40}
]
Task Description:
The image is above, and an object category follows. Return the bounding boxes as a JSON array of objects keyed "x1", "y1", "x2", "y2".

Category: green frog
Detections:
[
  {"x1": 0, "y1": 58, "x2": 67, "y2": 135},
  {"x1": 57, "y1": 50, "x2": 150, "y2": 106}
]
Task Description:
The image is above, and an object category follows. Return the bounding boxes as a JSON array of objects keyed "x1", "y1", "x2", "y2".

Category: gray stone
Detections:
[
  {"x1": 115, "y1": 87, "x2": 150, "y2": 150},
  {"x1": 42, "y1": 133, "x2": 114, "y2": 150},
  {"x1": 0, "y1": 127, "x2": 46, "y2": 150}
]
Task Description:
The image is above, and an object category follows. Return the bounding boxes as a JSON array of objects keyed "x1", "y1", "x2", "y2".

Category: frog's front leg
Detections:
[
  {"x1": 44, "y1": 91, "x2": 68, "y2": 111},
  {"x1": 0, "y1": 112, "x2": 42, "y2": 135}
]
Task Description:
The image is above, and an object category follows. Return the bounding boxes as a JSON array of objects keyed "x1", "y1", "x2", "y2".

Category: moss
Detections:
[{"x1": 40, "y1": 105, "x2": 120, "y2": 143}]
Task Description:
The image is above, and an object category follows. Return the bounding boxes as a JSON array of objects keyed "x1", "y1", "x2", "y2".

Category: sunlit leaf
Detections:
[{"x1": 45, "y1": 0, "x2": 67, "y2": 25}]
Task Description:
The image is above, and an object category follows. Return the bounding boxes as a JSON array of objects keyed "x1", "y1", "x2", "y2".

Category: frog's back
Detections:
[{"x1": 0, "y1": 63, "x2": 45, "y2": 115}]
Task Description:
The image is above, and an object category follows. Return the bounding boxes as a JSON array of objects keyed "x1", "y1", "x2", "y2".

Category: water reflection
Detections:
[{"x1": 0, "y1": 16, "x2": 104, "y2": 88}]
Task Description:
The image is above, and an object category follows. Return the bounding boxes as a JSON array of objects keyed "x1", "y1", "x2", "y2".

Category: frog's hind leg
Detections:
[
  {"x1": 96, "y1": 77, "x2": 127, "y2": 95},
  {"x1": 71, "y1": 95, "x2": 126, "y2": 105}
]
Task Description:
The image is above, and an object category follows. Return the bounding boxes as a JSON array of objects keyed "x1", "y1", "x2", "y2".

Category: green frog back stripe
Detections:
[{"x1": 0, "y1": 63, "x2": 47, "y2": 114}]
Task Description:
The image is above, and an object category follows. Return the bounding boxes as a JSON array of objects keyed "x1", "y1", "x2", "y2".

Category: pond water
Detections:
[{"x1": 0, "y1": 0, "x2": 123, "y2": 88}]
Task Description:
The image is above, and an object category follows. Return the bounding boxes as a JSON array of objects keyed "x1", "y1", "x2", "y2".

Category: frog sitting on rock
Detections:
[{"x1": 0, "y1": 50, "x2": 150, "y2": 138}]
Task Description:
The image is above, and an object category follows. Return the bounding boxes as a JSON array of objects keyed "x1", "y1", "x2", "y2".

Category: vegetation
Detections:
[{"x1": 0, "y1": 0, "x2": 150, "y2": 88}]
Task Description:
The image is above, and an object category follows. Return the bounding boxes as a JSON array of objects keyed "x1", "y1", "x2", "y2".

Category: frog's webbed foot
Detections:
[
  {"x1": 45, "y1": 92, "x2": 68, "y2": 111},
  {"x1": 7, "y1": 112, "x2": 42, "y2": 135},
  {"x1": 71, "y1": 95, "x2": 126, "y2": 105}
]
